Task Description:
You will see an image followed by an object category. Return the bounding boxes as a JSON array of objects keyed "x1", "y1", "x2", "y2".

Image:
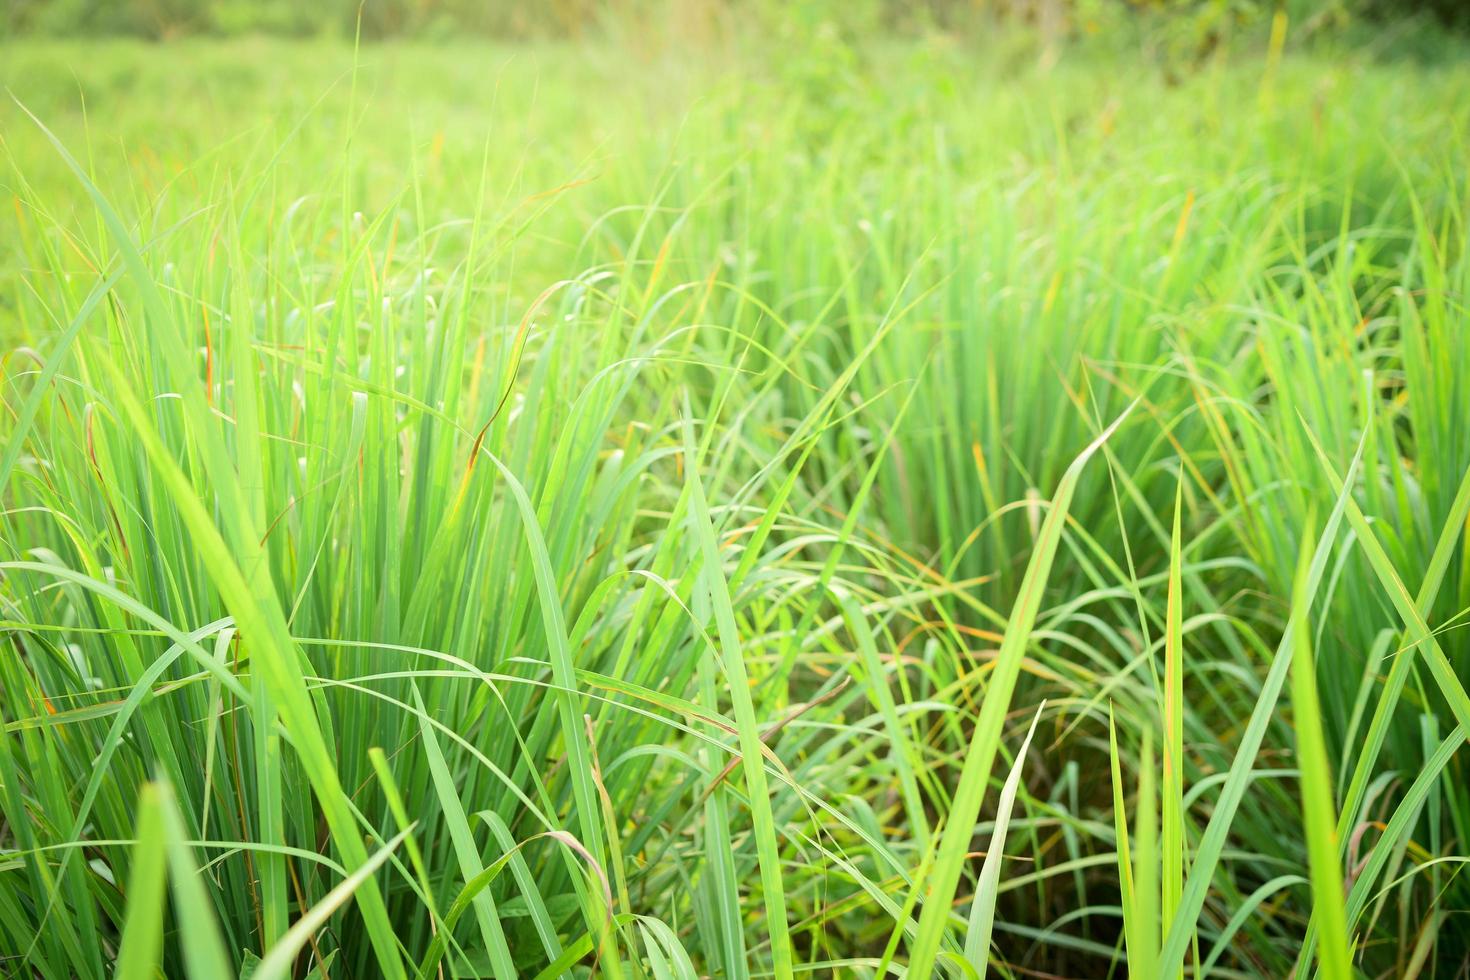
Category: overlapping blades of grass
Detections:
[
  {"x1": 906, "y1": 404, "x2": 1133, "y2": 975},
  {"x1": 1, "y1": 35, "x2": 1468, "y2": 980}
]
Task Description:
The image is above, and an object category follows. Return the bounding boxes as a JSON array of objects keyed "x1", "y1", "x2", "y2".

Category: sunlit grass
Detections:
[{"x1": 1, "y1": 32, "x2": 1467, "y2": 978}]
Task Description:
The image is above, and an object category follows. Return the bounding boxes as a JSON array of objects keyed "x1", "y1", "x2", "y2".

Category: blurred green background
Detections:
[{"x1": 4, "y1": 0, "x2": 1467, "y2": 46}]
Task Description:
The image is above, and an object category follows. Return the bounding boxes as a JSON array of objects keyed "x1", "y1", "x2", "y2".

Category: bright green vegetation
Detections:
[{"x1": 2, "y1": 31, "x2": 1468, "y2": 979}]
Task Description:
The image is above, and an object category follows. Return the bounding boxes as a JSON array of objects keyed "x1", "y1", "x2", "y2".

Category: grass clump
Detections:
[{"x1": 1, "y1": 29, "x2": 1468, "y2": 979}]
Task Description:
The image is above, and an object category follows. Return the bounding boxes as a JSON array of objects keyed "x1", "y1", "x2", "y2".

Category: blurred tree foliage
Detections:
[{"x1": 3, "y1": 0, "x2": 1464, "y2": 41}]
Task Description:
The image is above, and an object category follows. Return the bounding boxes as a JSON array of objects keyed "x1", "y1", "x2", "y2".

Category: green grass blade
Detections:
[
  {"x1": 682, "y1": 411, "x2": 793, "y2": 979},
  {"x1": 1158, "y1": 433, "x2": 1365, "y2": 970},
  {"x1": 411, "y1": 683, "x2": 516, "y2": 978},
  {"x1": 962, "y1": 701, "x2": 1044, "y2": 974},
  {"x1": 254, "y1": 825, "x2": 413, "y2": 980},
  {"x1": 157, "y1": 782, "x2": 232, "y2": 979},
  {"x1": 907, "y1": 404, "x2": 1133, "y2": 975},
  {"x1": 114, "y1": 784, "x2": 168, "y2": 980},
  {"x1": 1287, "y1": 520, "x2": 1353, "y2": 980},
  {"x1": 1108, "y1": 709, "x2": 1151, "y2": 976},
  {"x1": 1161, "y1": 481, "x2": 1186, "y2": 976}
]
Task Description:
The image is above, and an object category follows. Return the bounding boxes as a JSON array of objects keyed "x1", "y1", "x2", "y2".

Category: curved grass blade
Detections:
[
  {"x1": 253, "y1": 825, "x2": 413, "y2": 980},
  {"x1": 962, "y1": 701, "x2": 1045, "y2": 974},
  {"x1": 907, "y1": 403, "x2": 1134, "y2": 975}
]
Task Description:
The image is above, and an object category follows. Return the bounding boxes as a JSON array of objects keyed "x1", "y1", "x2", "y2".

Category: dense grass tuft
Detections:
[{"x1": 2, "y1": 33, "x2": 1468, "y2": 978}]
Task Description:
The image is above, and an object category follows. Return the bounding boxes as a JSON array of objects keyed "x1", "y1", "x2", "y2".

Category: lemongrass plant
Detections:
[{"x1": 2, "y1": 31, "x2": 1467, "y2": 979}]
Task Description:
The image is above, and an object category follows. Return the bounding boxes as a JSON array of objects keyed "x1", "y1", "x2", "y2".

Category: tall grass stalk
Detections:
[{"x1": 1, "y1": 33, "x2": 1467, "y2": 978}]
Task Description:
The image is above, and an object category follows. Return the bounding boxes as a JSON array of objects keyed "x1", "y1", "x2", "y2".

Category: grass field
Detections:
[{"x1": 2, "y1": 25, "x2": 1469, "y2": 979}]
